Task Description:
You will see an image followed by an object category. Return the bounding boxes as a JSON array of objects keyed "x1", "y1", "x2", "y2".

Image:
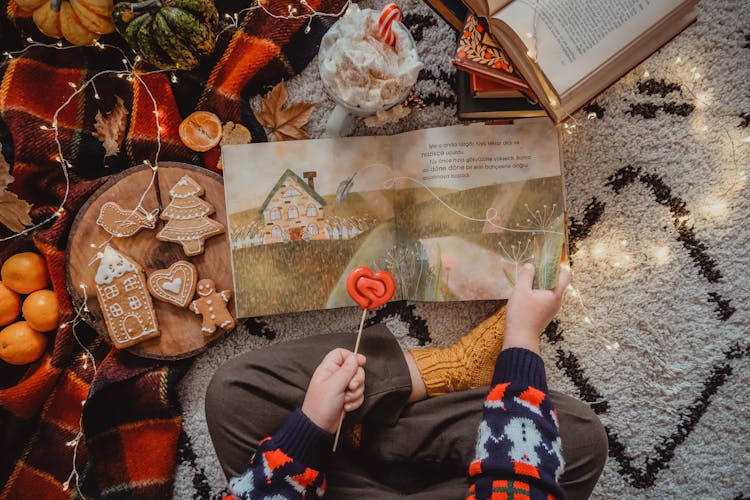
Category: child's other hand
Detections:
[
  {"x1": 503, "y1": 264, "x2": 571, "y2": 355},
  {"x1": 302, "y1": 348, "x2": 366, "y2": 433}
]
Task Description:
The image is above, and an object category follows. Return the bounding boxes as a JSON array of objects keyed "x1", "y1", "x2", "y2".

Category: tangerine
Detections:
[
  {"x1": 0, "y1": 282, "x2": 21, "y2": 326},
  {"x1": 1, "y1": 252, "x2": 50, "y2": 294},
  {"x1": 0, "y1": 321, "x2": 47, "y2": 365},
  {"x1": 22, "y1": 290, "x2": 60, "y2": 332},
  {"x1": 178, "y1": 111, "x2": 223, "y2": 152}
]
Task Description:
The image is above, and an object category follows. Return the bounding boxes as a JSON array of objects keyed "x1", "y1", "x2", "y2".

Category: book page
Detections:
[
  {"x1": 494, "y1": 0, "x2": 682, "y2": 94},
  {"x1": 391, "y1": 119, "x2": 565, "y2": 302},
  {"x1": 222, "y1": 136, "x2": 397, "y2": 318}
]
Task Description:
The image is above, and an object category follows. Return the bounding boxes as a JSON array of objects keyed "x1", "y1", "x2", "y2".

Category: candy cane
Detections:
[{"x1": 378, "y1": 3, "x2": 403, "y2": 47}]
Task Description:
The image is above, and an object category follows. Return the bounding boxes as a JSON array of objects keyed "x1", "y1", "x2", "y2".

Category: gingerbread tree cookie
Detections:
[
  {"x1": 190, "y1": 278, "x2": 235, "y2": 335},
  {"x1": 94, "y1": 245, "x2": 160, "y2": 349},
  {"x1": 157, "y1": 175, "x2": 225, "y2": 256}
]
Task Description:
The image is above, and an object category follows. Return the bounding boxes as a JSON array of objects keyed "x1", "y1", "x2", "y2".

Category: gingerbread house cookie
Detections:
[{"x1": 94, "y1": 245, "x2": 160, "y2": 349}]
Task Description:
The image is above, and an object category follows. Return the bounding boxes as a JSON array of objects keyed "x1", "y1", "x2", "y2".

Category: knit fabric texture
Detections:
[
  {"x1": 410, "y1": 305, "x2": 506, "y2": 396},
  {"x1": 227, "y1": 409, "x2": 331, "y2": 500},
  {"x1": 0, "y1": 0, "x2": 346, "y2": 496},
  {"x1": 468, "y1": 348, "x2": 565, "y2": 500},
  {"x1": 224, "y1": 348, "x2": 563, "y2": 500}
]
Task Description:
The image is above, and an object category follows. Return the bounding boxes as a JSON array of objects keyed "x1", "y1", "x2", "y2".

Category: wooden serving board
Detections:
[{"x1": 66, "y1": 162, "x2": 234, "y2": 360}]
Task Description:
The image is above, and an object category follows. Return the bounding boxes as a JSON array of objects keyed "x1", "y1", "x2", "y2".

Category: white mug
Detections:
[{"x1": 318, "y1": 19, "x2": 419, "y2": 137}]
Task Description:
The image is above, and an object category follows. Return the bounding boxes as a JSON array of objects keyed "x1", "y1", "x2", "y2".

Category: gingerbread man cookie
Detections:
[{"x1": 190, "y1": 278, "x2": 235, "y2": 335}]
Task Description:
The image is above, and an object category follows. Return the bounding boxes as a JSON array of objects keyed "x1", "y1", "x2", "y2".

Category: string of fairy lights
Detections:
[
  {"x1": 0, "y1": 2, "x2": 368, "y2": 496},
  {"x1": 0, "y1": 2, "x2": 748, "y2": 495},
  {"x1": 514, "y1": 1, "x2": 747, "y2": 346}
]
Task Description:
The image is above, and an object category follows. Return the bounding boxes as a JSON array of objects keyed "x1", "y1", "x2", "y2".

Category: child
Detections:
[{"x1": 206, "y1": 264, "x2": 607, "y2": 499}]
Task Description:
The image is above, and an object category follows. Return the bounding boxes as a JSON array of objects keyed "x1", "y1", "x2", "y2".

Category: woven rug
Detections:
[{"x1": 175, "y1": 0, "x2": 750, "y2": 497}]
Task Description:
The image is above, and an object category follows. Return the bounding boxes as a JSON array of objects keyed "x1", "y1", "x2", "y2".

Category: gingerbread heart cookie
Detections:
[{"x1": 147, "y1": 261, "x2": 198, "y2": 308}]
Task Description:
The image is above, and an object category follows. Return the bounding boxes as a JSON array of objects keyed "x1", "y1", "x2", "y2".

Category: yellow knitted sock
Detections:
[{"x1": 409, "y1": 306, "x2": 506, "y2": 397}]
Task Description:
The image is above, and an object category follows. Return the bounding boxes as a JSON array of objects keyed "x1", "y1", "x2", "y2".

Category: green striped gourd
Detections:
[{"x1": 112, "y1": 0, "x2": 218, "y2": 70}]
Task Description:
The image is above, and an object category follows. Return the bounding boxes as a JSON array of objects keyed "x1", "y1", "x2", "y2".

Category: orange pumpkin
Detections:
[{"x1": 14, "y1": 0, "x2": 115, "y2": 46}]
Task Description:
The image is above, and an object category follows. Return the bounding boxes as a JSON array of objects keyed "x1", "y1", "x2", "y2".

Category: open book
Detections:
[
  {"x1": 461, "y1": 0, "x2": 698, "y2": 122},
  {"x1": 221, "y1": 119, "x2": 566, "y2": 318}
]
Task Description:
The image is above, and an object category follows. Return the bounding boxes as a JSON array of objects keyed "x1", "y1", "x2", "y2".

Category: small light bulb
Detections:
[
  {"x1": 171, "y1": 74, "x2": 178, "y2": 83},
  {"x1": 68, "y1": 82, "x2": 77, "y2": 89},
  {"x1": 584, "y1": 316, "x2": 593, "y2": 324},
  {"x1": 643, "y1": 70, "x2": 650, "y2": 78},
  {"x1": 525, "y1": 32, "x2": 533, "y2": 38}
]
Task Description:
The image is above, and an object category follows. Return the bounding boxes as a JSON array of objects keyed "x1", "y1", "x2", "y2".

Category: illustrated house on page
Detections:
[
  {"x1": 94, "y1": 245, "x2": 159, "y2": 348},
  {"x1": 259, "y1": 169, "x2": 329, "y2": 243}
]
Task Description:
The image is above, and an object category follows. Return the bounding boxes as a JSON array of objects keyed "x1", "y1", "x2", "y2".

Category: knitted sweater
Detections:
[{"x1": 226, "y1": 348, "x2": 564, "y2": 500}]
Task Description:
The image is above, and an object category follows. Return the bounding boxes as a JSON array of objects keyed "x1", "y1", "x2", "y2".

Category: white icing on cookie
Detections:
[{"x1": 95, "y1": 245, "x2": 136, "y2": 285}]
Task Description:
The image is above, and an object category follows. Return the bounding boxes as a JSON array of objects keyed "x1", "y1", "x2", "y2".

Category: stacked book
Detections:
[
  {"x1": 452, "y1": 14, "x2": 545, "y2": 119},
  {"x1": 424, "y1": 0, "x2": 699, "y2": 122}
]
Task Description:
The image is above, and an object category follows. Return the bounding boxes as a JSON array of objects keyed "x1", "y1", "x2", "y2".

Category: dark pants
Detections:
[{"x1": 205, "y1": 325, "x2": 608, "y2": 499}]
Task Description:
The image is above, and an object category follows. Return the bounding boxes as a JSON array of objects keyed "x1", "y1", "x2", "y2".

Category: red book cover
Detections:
[
  {"x1": 453, "y1": 14, "x2": 529, "y2": 91},
  {"x1": 470, "y1": 73, "x2": 525, "y2": 98}
]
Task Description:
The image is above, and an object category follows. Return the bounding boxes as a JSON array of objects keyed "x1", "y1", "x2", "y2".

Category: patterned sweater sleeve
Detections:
[
  {"x1": 226, "y1": 409, "x2": 332, "y2": 500},
  {"x1": 467, "y1": 348, "x2": 566, "y2": 500}
]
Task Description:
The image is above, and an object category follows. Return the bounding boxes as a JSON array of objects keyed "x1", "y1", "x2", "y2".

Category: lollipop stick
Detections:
[
  {"x1": 352, "y1": 308, "x2": 368, "y2": 355},
  {"x1": 333, "y1": 308, "x2": 368, "y2": 452}
]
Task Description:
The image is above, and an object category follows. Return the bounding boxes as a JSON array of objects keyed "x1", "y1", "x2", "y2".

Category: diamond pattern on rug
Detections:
[{"x1": 175, "y1": 0, "x2": 750, "y2": 498}]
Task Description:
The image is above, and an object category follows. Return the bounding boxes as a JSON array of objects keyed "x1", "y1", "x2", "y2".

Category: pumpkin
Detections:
[
  {"x1": 14, "y1": 0, "x2": 115, "y2": 46},
  {"x1": 112, "y1": 0, "x2": 218, "y2": 70}
]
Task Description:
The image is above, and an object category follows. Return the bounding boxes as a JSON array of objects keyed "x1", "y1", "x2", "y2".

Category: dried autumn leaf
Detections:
[
  {"x1": 92, "y1": 96, "x2": 128, "y2": 157},
  {"x1": 0, "y1": 145, "x2": 33, "y2": 233},
  {"x1": 253, "y1": 81, "x2": 315, "y2": 141}
]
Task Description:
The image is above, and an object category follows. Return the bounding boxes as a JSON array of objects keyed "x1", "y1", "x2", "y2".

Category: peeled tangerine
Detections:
[
  {"x1": 1, "y1": 252, "x2": 50, "y2": 295},
  {"x1": 0, "y1": 321, "x2": 47, "y2": 366}
]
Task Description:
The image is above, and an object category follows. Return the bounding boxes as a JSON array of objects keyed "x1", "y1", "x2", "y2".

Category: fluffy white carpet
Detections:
[{"x1": 174, "y1": 0, "x2": 750, "y2": 497}]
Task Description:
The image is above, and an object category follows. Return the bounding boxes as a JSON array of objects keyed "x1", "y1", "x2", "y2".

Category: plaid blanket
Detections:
[{"x1": 0, "y1": 0, "x2": 345, "y2": 497}]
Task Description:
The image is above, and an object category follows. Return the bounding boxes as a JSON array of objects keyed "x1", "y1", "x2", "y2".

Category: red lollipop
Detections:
[
  {"x1": 333, "y1": 266, "x2": 396, "y2": 451},
  {"x1": 346, "y1": 266, "x2": 396, "y2": 310}
]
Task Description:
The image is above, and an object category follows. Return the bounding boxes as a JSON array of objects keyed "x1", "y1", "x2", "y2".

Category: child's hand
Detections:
[
  {"x1": 301, "y1": 348, "x2": 366, "y2": 433},
  {"x1": 503, "y1": 264, "x2": 571, "y2": 355}
]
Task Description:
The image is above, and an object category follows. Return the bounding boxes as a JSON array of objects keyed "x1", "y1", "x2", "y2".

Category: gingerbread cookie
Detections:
[
  {"x1": 189, "y1": 278, "x2": 235, "y2": 335},
  {"x1": 94, "y1": 245, "x2": 160, "y2": 349},
  {"x1": 147, "y1": 260, "x2": 197, "y2": 308},
  {"x1": 97, "y1": 202, "x2": 159, "y2": 238},
  {"x1": 157, "y1": 175, "x2": 225, "y2": 256}
]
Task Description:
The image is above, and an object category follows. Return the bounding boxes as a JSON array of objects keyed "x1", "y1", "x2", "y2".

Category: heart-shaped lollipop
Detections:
[
  {"x1": 346, "y1": 266, "x2": 396, "y2": 310},
  {"x1": 333, "y1": 266, "x2": 396, "y2": 452}
]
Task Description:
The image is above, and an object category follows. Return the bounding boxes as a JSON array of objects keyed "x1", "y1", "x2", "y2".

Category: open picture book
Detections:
[
  {"x1": 461, "y1": 0, "x2": 699, "y2": 122},
  {"x1": 222, "y1": 118, "x2": 567, "y2": 318}
]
